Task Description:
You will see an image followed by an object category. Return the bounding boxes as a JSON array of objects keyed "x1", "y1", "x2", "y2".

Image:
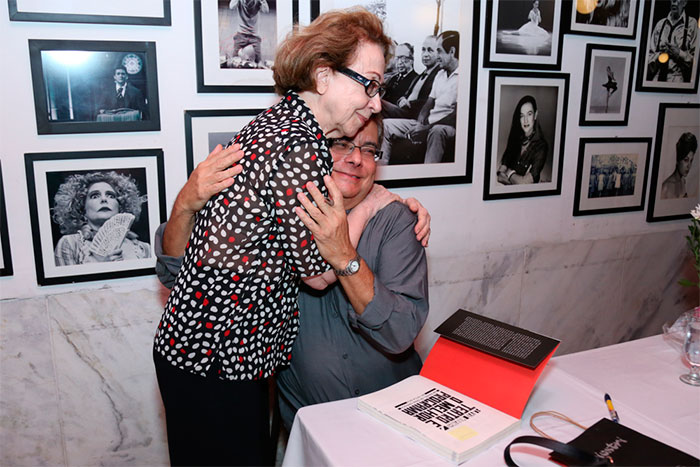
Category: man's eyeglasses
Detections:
[
  {"x1": 329, "y1": 139, "x2": 382, "y2": 161},
  {"x1": 337, "y1": 67, "x2": 386, "y2": 98}
]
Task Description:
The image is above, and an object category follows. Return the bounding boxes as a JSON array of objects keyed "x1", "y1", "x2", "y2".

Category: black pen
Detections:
[{"x1": 604, "y1": 393, "x2": 619, "y2": 423}]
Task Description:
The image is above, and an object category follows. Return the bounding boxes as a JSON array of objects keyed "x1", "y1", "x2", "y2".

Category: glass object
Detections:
[{"x1": 680, "y1": 309, "x2": 700, "y2": 386}]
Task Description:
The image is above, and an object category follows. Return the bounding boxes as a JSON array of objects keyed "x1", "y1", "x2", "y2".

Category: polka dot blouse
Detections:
[{"x1": 154, "y1": 91, "x2": 333, "y2": 381}]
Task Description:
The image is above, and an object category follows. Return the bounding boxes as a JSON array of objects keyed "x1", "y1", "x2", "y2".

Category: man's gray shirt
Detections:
[{"x1": 154, "y1": 201, "x2": 429, "y2": 429}]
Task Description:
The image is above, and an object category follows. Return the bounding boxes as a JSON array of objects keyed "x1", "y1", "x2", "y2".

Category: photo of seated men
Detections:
[{"x1": 379, "y1": 30, "x2": 459, "y2": 165}]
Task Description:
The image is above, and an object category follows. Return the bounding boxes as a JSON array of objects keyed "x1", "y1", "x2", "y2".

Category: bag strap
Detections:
[{"x1": 504, "y1": 435, "x2": 611, "y2": 466}]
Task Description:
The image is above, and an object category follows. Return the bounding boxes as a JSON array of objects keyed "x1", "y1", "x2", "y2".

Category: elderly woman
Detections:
[
  {"x1": 52, "y1": 171, "x2": 150, "y2": 265},
  {"x1": 152, "y1": 8, "x2": 392, "y2": 466},
  {"x1": 497, "y1": 95, "x2": 549, "y2": 185}
]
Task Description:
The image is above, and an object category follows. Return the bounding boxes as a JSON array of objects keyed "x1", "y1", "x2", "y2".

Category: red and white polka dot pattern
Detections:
[{"x1": 154, "y1": 91, "x2": 333, "y2": 381}]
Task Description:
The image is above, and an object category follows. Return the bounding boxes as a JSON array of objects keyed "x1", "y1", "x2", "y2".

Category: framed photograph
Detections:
[
  {"x1": 636, "y1": 0, "x2": 699, "y2": 94},
  {"x1": 24, "y1": 149, "x2": 166, "y2": 286},
  {"x1": 310, "y1": 0, "x2": 481, "y2": 187},
  {"x1": 0, "y1": 162, "x2": 13, "y2": 277},
  {"x1": 579, "y1": 44, "x2": 636, "y2": 126},
  {"x1": 573, "y1": 137, "x2": 652, "y2": 216},
  {"x1": 195, "y1": 0, "x2": 298, "y2": 93},
  {"x1": 483, "y1": 70, "x2": 569, "y2": 200},
  {"x1": 566, "y1": 0, "x2": 639, "y2": 38},
  {"x1": 484, "y1": 0, "x2": 564, "y2": 70},
  {"x1": 184, "y1": 108, "x2": 264, "y2": 175},
  {"x1": 647, "y1": 103, "x2": 700, "y2": 222},
  {"x1": 8, "y1": 0, "x2": 171, "y2": 25},
  {"x1": 29, "y1": 40, "x2": 161, "y2": 135}
]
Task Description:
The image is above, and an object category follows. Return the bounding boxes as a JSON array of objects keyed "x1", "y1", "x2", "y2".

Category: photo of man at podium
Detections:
[{"x1": 96, "y1": 66, "x2": 147, "y2": 122}]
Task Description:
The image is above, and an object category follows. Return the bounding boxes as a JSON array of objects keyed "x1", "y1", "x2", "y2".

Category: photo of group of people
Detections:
[{"x1": 588, "y1": 153, "x2": 638, "y2": 198}]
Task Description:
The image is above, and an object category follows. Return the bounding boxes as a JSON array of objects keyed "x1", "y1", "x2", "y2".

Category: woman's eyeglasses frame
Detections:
[{"x1": 337, "y1": 67, "x2": 386, "y2": 98}]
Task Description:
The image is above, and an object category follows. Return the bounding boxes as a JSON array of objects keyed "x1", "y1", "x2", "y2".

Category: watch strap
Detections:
[{"x1": 334, "y1": 254, "x2": 361, "y2": 276}]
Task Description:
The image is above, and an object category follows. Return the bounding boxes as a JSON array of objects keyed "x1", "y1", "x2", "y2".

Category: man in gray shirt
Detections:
[{"x1": 155, "y1": 116, "x2": 430, "y2": 429}]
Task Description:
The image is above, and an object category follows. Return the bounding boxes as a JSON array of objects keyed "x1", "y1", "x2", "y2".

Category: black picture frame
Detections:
[
  {"x1": 184, "y1": 108, "x2": 264, "y2": 176},
  {"x1": 565, "y1": 0, "x2": 639, "y2": 38},
  {"x1": 647, "y1": 103, "x2": 700, "y2": 222},
  {"x1": 484, "y1": 70, "x2": 569, "y2": 200},
  {"x1": 8, "y1": 0, "x2": 171, "y2": 25},
  {"x1": 195, "y1": 0, "x2": 299, "y2": 93},
  {"x1": 579, "y1": 44, "x2": 636, "y2": 126},
  {"x1": 573, "y1": 137, "x2": 652, "y2": 216},
  {"x1": 635, "y1": 0, "x2": 700, "y2": 94},
  {"x1": 28, "y1": 39, "x2": 161, "y2": 135},
  {"x1": 24, "y1": 149, "x2": 166, "y2": 286},
  {"x1": 0, "y1": 161, "x2": 13, "y2": 277},
  {"x1": 310, "y1": 0, "x2": 481, "y2": 187},
  {"x1": 483, "y1": 0, "x2": 564, "y2": 70}
]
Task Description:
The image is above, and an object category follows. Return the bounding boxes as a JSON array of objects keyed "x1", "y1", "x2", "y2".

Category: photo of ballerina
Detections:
[
  {"x1": 579, "y1": 44, "x2": 636, "y2": 126},
  {"x1": 485, "y1": 0, "x2": 563, "y2": 69}
]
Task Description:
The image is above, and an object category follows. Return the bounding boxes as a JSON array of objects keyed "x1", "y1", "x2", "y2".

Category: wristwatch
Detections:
[{"x1": 334, "y1": 254, "x2": 361, "y2": 276}]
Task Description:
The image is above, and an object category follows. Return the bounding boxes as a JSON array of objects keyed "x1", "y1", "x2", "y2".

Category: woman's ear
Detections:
[{"x1": 315, "y1": 66, "x2": 331, "y2": 94}]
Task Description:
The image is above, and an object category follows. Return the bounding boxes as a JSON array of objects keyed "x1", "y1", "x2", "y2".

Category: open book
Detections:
[
  {"x1": 358, "y1": 309, "x2": 560, "y2": 463},
  {"x1": 358, "y1": 375, "x2": 519, "y2": 463}
]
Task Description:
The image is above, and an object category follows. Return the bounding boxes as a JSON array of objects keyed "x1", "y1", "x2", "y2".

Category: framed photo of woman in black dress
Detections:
[{"x1": 484, "y1": 70, "x2": 569, "y2": 200}]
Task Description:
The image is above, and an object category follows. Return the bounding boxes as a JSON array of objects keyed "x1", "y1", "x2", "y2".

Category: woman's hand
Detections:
[
  {"x1": 402, "y1": 197, "x2": 431, "y2": 247},
  {"x1": 295, "y1": 175, "x2": 354, "y2": 270},
  {"x1": 86, "y1": 248, "x2": 123, "y2": 263}
]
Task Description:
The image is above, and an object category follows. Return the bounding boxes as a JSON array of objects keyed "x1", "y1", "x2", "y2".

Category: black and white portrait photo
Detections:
[
  {"x1": 580, "y1": 44, "x2": 635, "y2": 126},
  {"x1": 484, "y1": 71, "x2": 569, "y2": 200},
  {"x1": 29, "y1": 40, "x2": 160, "y2": 134},
  {"x1": 648, "y1": 103, "x2": 700, "y2": 221},
  {"x1": 196, "y1": 0, "x2": 294, "y2": 92},
  {"x1": 218, "y1": 0, "x2": 277, "y2": 70},
  {"x1": 573, "y1": 138, "x2": 651, "y2": 216},
  {"x1": 485, "y1": 0, "x2": 563, "y2": 69},
  {"x1": 312, "y1": 0, "x2": 479, "y2": 187},
  {"x1": 637, "y1": 0, "x2": 699, "y2": 93},
  {"x1": 46, "y1": 169, "x2": 152, "y2": 267},
  {"x1": 25, "y1": 149, "x2": 165, "y2": 285},
  {"x1": 569, "y1": 0, "x2": 639, "y2": 38}
]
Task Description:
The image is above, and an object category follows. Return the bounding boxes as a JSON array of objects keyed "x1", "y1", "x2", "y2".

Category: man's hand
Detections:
[
  {"x1": 295, "y1": 175, "x2": 354, "y2": 270},
  {"x1": 162, "y1": 143, "x2": 244, "y2": 257},
  {"x1": 176, "y1": 143, "x2": 244, "y2": 215},
  {"x1": 407, "y1": 123, "x2": 430, "y2": 142},
  {"x1": 402, "y1": 197, "x2": 431, "y2": 247}
]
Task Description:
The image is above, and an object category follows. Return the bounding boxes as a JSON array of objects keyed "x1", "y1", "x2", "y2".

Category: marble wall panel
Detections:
[{"x1": 0, "y1": 297, "x2": 65, "y2": 466}]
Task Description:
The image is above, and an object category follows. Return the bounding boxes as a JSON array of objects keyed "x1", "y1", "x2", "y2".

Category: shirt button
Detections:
[
  {"x1": 342, "y1": 354, "x2": 348, "y2": 359},
  {"x1": 354, "y1": 389, "x2": 360, "y2": 395}
]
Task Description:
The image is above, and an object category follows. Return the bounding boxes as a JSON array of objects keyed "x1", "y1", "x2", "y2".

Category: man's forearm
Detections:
[{"x1": 162, "y1": 202, "x2": 196, "y2": 257}]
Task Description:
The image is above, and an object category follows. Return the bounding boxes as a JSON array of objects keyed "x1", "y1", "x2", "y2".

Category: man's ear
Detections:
[{"x1": 315, "y1": 66, "x2": 331, "y2": 94}]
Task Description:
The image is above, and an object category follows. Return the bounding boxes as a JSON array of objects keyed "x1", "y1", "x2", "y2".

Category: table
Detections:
[{"x1": 282, "y1": 335, "x2": 700, "y2": 466}]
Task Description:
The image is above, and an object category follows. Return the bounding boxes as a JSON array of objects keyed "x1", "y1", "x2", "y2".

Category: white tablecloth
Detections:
[{"x1": 282, "y1": 334, "x2": 700, "y2": 466}]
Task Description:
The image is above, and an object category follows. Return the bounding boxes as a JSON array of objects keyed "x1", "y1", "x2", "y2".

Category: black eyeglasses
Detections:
[
  {"x1": 337, "y1": 67, "x2": 386, "y2": 98},
  {"x1": 329, "y1": 139, "x2": 382, "y2": 161}
]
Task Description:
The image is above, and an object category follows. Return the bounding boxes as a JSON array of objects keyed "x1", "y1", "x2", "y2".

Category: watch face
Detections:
[
  {"x1": 348, "y1": 259, "x2": 360, "y2": 273},
  {"x1": 122, "y1": 53, "x2": 142, "y2": 74}
]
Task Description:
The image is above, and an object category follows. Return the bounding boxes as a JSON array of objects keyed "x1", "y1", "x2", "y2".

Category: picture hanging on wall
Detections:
[
  {"x1": 483, "y1": 0, "x2": 564, "y2": 70},
  {"x1": 647, "y1": 103, "x2": 700, "y2": 222},
  {"x1": 579, "y1": 44, "x2": 636, "y2": 126},
  {"x1": 7, "y1": 0, "x2": 171, "y2": 25},
  {"x1": 566, "y1": 0, "x2": 639, "y2": 38},
  {"x1": 636, "y1": 0, "x2": 699, "y2": 94},
  {"x1": 483, "y1": 70, "x2": 569, "y2": 200},
  {"x1": 24, "y1": 149, "x2": 166, "y2": 286},
  {"x1": 28, "y1": 40, "x2": 161, "y2": 135},
  {"x1": 309, "y1": 0, "x2": 481, "y2": 187},
  {"x1": 184, "y1": 108, "x2": 265, "y2": 176},
  {"x1": 195, "y1": 0, "x2": 299, "y2": 92},
  {"x1": 0, "y1": 161, "x2": 13, "y2": 277},
  {"x1": 573, "y1": 137, "x2": 652, "y2": 216}
]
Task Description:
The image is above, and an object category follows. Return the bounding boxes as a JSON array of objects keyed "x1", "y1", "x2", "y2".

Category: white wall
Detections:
[{"x1": 0, "y1": 1, "x2": 698, "y2": 337}]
